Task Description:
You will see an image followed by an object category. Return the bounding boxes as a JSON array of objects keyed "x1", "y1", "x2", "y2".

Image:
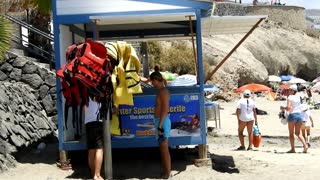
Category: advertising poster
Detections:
[{"x1": 119, "y1": 94, "x2": 201, "y2": 138}]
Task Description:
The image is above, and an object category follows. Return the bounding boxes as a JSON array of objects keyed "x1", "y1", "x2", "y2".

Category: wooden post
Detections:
[
  {"x1": 188, "y1": 15, "x2": 199, "y2": 83},
  {"x1": 59, "y1": 150, "x2": 67, "y2": 162},
  {"x1": 58, "y1": 150, "x2": 72, "y2": 170},
  {"x1": 194, "y1": 145, "x2": 211, "y2": 167},
  {"x1": 204, "y1": 18, "x2": 265, "y2": 83}
]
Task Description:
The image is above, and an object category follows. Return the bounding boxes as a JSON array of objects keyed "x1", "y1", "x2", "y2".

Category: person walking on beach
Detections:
[
  {"x1": 150, "y1": 71, "x2": 171, "y2": 178},
  {"x1": 300, "y1": 104, "x2": 314, "y2": 148},
  {"x1": 85, "y1": 97, "x2": 104, "y2": 180},
  {"x1": 236, "y1": 90, "x2": 258, "y2": 151},
  {"x1": 280, "y1": 84, "x2": 308, "y2": 153}
]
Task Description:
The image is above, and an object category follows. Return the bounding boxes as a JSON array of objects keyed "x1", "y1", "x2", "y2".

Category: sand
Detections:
[{"x1": 1, "y1": 93, "x2": 320, "y2": 180}]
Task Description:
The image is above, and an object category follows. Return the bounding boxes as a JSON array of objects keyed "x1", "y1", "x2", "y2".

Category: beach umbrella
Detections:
[
  {"x1": 204, "y1": 84, "x2": 219, "y2": 92},
  {"x1": 168, "y1": 74, "x2": 197, "y2": 86},
  {"x1": 268, "y1": 75, "x2": 281, "y2": 82},
  {"x1": 311, "y1": 82, "x2": 320, "y2": 92},
  {"x1": 279, "y1": 84, "x2": 290, "y2": 90},
  {"x1": 289, "y1": 78, "x2": 307, "y2": 84},
  {"x1": 234, "y1": 83, "x2": 272, "y2": 93},
  {"x1": 279, "y1": 75, "x2": 295, "y2": 81}
]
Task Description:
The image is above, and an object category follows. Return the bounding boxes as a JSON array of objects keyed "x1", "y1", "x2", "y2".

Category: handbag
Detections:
[
  {"x1": 279, "y1": 110, "x2": 288, "y2": 125},
  {"x1": 253, "y1": 125, "x2": 261, "y2": 148}
]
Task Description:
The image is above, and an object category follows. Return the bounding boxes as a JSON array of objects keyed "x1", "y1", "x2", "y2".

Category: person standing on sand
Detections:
[
  {"x1": 84, "y1": 97, "x2": 104, "y2": 180},
  {"x1": 280, "y1": 84, "x2": 308, "y2": 153},
  {"x1": 236, "y1": 90, "x2": 258, "y2": 151},
  {"x1": 150, "y1": 71, "x2": 171, "y2": 179}
]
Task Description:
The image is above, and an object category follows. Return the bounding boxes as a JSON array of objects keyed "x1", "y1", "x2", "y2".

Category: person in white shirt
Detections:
[
  {"x1": 281, "y1": 84, "x2": 308, "y2": 153},
  {"x1": 85, "y1": 97, "x2": 104, "y2": 180},
  {"x1": 236, "y1": 90, "x2": 258, "y2": 151},
  {"x1": 300, "y1": 104, "x2": 314, "y2": 148}
]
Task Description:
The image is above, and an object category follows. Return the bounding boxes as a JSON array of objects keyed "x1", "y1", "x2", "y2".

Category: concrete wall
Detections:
[{"x1": 213, "y1": 3, "x2": 307, "y2": 30}]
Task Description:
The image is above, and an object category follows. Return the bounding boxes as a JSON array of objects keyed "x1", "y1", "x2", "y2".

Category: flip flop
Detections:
[
  {"x1": 286, "y1": 150, "x2": 296, "y2": 153},
  {"x1": 235, "y1": 146, "x2": 245, "y2": 151},
  {"x1": 303, "y1": 147, "x2": 308, "y2": 153},
  {"x1": 56, "y1": 159, "x2": 72, "y2": 170}
]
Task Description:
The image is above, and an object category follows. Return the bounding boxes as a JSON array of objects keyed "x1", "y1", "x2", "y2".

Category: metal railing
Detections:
[{"x1": 1, "y1": 14, "x2": 54, "y2": 69}]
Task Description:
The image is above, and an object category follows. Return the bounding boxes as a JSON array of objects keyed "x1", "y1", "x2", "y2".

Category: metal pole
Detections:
[
  {"x1": 102, "y1": 96, "x2": 113, "y2": 179},
  {"x1": 141, "y1": 42, "x2": 149, "y2": 77},
  {"x1": 204, "y1": 18, "x2": 265, "y2": 83}
]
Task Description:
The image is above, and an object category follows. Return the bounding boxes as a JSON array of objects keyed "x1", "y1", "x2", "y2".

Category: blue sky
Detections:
[{"x1": 241, "y1": 0, "x2": 320, "y2": 9}]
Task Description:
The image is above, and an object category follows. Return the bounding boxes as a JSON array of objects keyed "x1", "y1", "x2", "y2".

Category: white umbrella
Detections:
[
  {"x1": 168, "y1": 74, "x2": 197, "y2": 86},
  {"x1": 268, "y1": 75, "x2": 281, "y2": 82},
  {"x1": 312, "y1": 77, "x2": 320, "y2": 83},
  {"x1": 289, "y1": 78, "x2": 307, "y2": 84},
  {"x1": 312, "y1": 82, "x2": 320, "y2": 92}
]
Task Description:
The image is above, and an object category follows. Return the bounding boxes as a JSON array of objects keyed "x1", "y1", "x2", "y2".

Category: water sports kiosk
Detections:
[{"x1": 52, "y1": 0, "x2": 267, "y2": 175}]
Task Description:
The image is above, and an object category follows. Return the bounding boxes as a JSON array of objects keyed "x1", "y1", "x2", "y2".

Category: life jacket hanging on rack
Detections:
[{"x1": 67, "y1": 39, "x2": 114, "y2": 96}]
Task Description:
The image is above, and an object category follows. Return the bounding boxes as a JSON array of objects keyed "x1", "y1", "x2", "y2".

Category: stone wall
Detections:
[
  {"x1": 0, "y1": 50, "x2": 57, "y2": 173},
  {"x1": 213, "y1": 3, "x2": 307, "y2": 30},
  {"x1": 213, "y1": 2, "x2": 247, "y2": 16},
  {"x1": 246, "y1": 5, "x2": 306, "y2": 30}
]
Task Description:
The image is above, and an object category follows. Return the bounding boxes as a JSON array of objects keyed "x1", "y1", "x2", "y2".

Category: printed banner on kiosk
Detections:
[{"x1": 119, "y1": 94, "x2": 201, "y2": 138}]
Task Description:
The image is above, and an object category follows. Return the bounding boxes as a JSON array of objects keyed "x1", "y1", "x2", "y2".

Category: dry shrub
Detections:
[
  {"x1": 147, "y1": 41, "x2": 211, "y2": 76},
  {"x1": 306, "y1": 28, "x2": 320, "y2": 39}
]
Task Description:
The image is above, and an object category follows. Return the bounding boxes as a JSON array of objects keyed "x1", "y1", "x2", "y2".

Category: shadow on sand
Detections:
[{"x1": 66, "y1": 147, "x2": 199, "y2": 179}]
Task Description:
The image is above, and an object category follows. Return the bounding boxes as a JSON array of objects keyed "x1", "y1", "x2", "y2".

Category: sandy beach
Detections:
[{"x1": 1, "y1": 94, "x2": 320, "y2": 180}]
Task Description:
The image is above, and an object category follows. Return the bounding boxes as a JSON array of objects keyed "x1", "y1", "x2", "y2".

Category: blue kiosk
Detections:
[{"x1": 52, "y1": 0, "x2": 267, "y2": 172}]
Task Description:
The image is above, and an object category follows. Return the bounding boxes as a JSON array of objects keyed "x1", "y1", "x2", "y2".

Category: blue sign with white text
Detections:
[{"x1": 118, "y1": 94, "x2": 201, "y2": 138}]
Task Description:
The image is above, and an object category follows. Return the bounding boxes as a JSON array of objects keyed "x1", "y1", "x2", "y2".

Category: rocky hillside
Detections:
[
  {"x1": 204, "y1": 20, "x2": 320, "y2": 88},
  {"x1": 202, "y1": 3, "x2": 320, "y2": 100},
  {"x1": 0, "y1": 51, "x2": 57, "y2": 173}
]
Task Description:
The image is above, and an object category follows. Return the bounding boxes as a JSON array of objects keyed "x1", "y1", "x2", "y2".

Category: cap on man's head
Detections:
[
  {"x1": 289, "y1": 84, "x2": 298, "y2": 91},
  {"x1": 243, "y1": 90, "x2": 251, "y2": 97},
  {"x1": 150, "y1": 71, "x2": 163, "y2": 81}
]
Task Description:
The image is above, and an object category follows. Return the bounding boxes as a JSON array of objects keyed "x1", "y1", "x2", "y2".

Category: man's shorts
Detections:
[
  {"x1": 287, "y1": 112, "x2": 303, "y2": 123},
  {"x1": 86, "y1": 121, "x2": 103, "y2": 149},
  {"x1": 154, "y1": 116, "x2": 171, "y2": 139}
]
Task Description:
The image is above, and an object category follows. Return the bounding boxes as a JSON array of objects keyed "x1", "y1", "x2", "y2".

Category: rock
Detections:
[
  {"x1": 44, "y1": 73, "x2": 56, "y2": 87},
  {"x1": 0, "y1": 62, "x2": 13, "y2": 72},
  {"x1": 21, "y1": 74, "x2": 43, "y2": 89},
  {"x1": 10, "y1": 134, "x2": 25, "y2": 148},
  {"x1": 12, "y1": 57, "x2": 28, "y2": 68},
  {"x1": 0, "y1": 139, "x2": 17, "y2": 154},
  {"x1": 11, "y1": 125, "x2": 31, "y2": 141},
  {"x1": 39, "y1": 85, "x2": 49, "y2": 100},
  {"x1": 22, "y1": 62, "x2": 38, "y2": 74},
  {"x1": 37, "y1": 68, "x2": 48, "y2": 80},
  {"x1": 8, "y1": 68, "x2": 22, "y2": 81},
  {"x1": 41, "y1": 95, "x2": 56, "y2": 115},
  {"x1": 0, "y1": 70, "x2": 7, "y2": 81}
]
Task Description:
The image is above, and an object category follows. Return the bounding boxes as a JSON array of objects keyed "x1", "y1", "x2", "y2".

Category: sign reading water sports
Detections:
[{"x1": 119, "y1": 94, "x2": 201, "y2": 137}]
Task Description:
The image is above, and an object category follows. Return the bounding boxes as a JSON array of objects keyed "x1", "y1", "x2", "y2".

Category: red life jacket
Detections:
[
  {"x1": 67, "y1": 39, "x2": 114, "y2": 96},
  {"x1": 57, "y1": 39, "x2": 117, "y2": 137}
]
